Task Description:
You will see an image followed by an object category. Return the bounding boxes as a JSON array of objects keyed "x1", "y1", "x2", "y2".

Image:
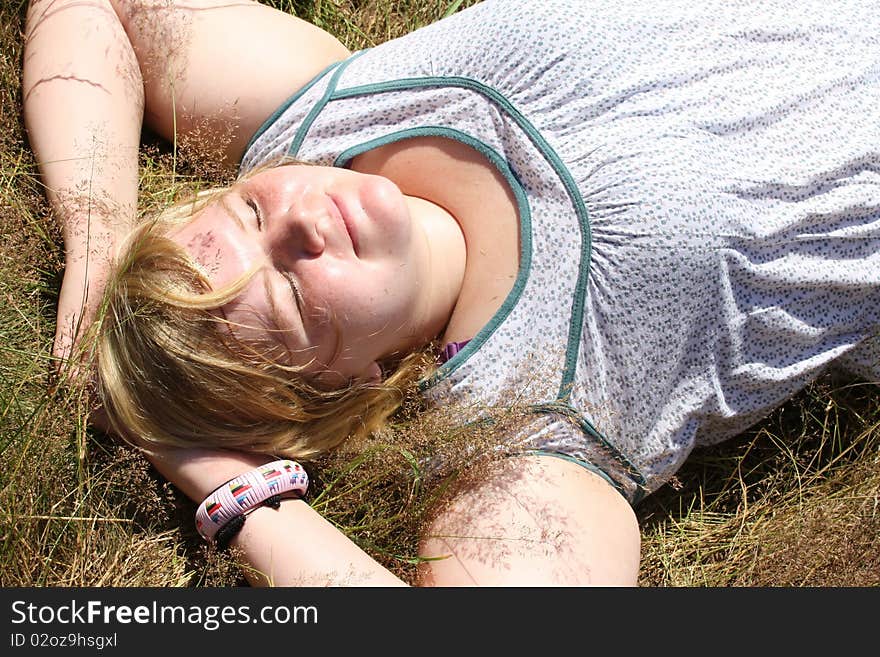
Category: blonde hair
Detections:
[{"x1": 95, "y1": 169, "x2": 432, "y2": 460}]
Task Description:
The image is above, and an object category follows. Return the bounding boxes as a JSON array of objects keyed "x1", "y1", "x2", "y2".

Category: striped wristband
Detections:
[{"x1": 194, "y1": 459, "x2": 309, "y2": 544}]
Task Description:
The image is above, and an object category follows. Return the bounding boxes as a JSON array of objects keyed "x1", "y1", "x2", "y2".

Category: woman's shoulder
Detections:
[{"x1": 339, "y1": 0, "x2": 595, "y2": 84}]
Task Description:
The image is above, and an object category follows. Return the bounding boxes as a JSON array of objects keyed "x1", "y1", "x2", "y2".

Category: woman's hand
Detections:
[{"x1": 24, "y1": 0, "x2": 397, "y2": 586}]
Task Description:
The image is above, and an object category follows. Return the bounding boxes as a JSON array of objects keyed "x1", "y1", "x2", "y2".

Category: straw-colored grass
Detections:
[{"x1": 1, "y1": 0, "x2": 877, "y2": 587}]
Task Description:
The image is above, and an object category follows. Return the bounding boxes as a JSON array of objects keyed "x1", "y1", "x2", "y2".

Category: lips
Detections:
[{"x1": 327, "y1": 194, "x2": 359, "y2": 256}]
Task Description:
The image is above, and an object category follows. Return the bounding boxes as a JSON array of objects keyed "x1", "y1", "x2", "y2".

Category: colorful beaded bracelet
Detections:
[{"x1": 194, "y1": 459, "x2": 309, "y2": 547}]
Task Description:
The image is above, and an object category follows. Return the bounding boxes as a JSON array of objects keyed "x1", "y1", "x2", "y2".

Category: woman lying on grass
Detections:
[{"x1": 23, "y1": 0, "x2": 880, "y2": 586}]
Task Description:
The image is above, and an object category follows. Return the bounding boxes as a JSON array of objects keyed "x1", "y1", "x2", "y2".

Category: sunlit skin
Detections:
[{"x1": 169, "y1": 164, "x2": 467, "y2": 386}]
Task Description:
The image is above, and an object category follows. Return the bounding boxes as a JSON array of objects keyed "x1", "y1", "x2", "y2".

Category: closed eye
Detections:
[
  {"x1": 246, "y1": 198, "x2": 262, "y2": 229},
  {"x1": 283, "y1": 270, "x2": 305, "y2": 317}
]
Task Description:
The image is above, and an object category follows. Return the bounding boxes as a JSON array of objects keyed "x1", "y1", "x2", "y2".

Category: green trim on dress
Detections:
[
  {"x1": 241, "y1": 59, "x2": 345, "y2": 161},
  {"x1": 329, "y1": 75, "x2": 592, "y2": 402}
]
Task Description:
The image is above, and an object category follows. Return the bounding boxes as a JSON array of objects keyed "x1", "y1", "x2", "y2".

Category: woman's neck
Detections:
[{"x1": 399, "y1": 194, "x2": 467, "y2": 351}]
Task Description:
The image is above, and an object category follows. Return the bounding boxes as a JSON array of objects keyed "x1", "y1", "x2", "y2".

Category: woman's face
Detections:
[{"x1": 169, "y1": 164, "x2": 429, "y2": 384}]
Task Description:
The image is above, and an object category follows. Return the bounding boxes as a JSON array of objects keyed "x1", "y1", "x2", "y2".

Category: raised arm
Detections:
[
  {"x1": 24, "y1": 0, "x2": 143, "y2": 371},
  {"x1": 107, "y1": 0, "x2": 350, "y2": 165},
  {"x1": 148, "y1": 447, "x2": 407, "y2": 586}
]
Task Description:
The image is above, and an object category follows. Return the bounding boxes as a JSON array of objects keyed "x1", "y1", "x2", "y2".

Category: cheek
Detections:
[
  {"x1": 218, "y1": 274, "x2": 278, "y2": 334},
  {"x1": 221, "y1": 298, "x2": 273, "y2": 340},
  {"x1": 309, "y1": 262, "x2": 411, "y2": 328},
  {"x1": 315, "y1": 265, "x2": 380, "y2": 316},
  {"x1": 360, "y1": 176, "x2": 411, "y2": 240}
]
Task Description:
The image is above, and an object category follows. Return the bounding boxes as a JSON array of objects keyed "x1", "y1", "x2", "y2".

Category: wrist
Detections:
[
  {"x1": 194, "y1": 459, "x2": 310, "y2": 546},
  {"x1": 143, "y1": 448, "x2": 271, "y2": 503},
  {"x1": 224, "y1": 493, "x2": 308, "y2": 551},
  {"x1": 226, "y1": 495, "x2": 310, "y2": 551}
]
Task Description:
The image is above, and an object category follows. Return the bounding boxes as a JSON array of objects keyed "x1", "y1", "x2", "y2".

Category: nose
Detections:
[{"x1": 267, "y1": 194, "x2": 326, "y2": 259}]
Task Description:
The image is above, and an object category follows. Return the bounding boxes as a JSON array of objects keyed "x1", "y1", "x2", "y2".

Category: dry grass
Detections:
[
  {"x1": 638, "y1": 376, "x2": 879, "y2": 586},
  {"x1": 1, "y1": 0, "x2": 877, "y2": 587}
]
